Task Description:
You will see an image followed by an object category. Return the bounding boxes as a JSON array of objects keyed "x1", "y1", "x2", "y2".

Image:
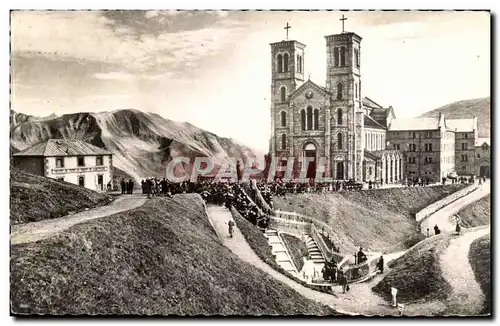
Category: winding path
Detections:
[
  {"x1": 440, "y1": 226, "x2": 490, "y2": 315},
  {"x1": 11, "y1": 195, "x2": 147, "y2": 245},
  {"x1": 420, "y1": 181, "x2": 490, "y2": 234},
  {"x1": 207, "y1": 204, "x2": 446, "y2": 316}
]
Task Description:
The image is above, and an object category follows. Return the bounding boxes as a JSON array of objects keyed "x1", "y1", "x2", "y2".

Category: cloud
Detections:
[{"x1": 93, "y1": 72, "x2": 137, "y2": 80}]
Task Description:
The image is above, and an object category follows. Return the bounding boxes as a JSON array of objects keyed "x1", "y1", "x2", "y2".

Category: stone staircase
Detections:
[
  {"x1": 304, "y1": 234, "x2": 326, "y2": 265},
  {"x1": 263, "y1": 229, "x2": 298, "y2": 277}
]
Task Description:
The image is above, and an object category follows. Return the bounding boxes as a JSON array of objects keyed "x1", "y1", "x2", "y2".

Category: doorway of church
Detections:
[
  {"x1": 480, "y1": 165, "x2": 490, "y2": 178},
  {"x1": 304, "y1": 143, "x2": 317, "y2": 180},
  {"x1": 336, "y1": 161, "x2": 344, "y2": 180}
]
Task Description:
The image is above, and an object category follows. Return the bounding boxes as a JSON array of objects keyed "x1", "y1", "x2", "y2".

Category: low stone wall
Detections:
[{"x1": 415, "y1": 184, "x2": 480, "y2": 223}]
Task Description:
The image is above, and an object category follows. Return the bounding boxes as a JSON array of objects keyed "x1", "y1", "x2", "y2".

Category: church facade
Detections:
[{"x1": 269, "y1": 30, "x2": 404, "y2": 183}]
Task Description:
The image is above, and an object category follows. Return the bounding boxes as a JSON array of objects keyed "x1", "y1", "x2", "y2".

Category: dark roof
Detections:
[
  {"x1": 14, "y1": 139, "x2": 112, "y2": 157},
  {"x1": 362, "y1": 97, "x2": 383, "y2": 109},
  {"x1": 364, "y1": 115, "x2": 386, "y2": 130}
]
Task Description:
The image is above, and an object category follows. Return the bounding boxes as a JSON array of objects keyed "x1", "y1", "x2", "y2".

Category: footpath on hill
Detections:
[
  {"x1": 440, "y1": 226, "x2": 490, "y2": 315},
  {"x1": 420, "y1": 181, "x2": 490, "y2": 234},
  {"x1": 207, "y1": 204, "x2": 447, "y2": 316},
  {"x1": 11, "y1": 195, "x2": 147, "y2": 245}
]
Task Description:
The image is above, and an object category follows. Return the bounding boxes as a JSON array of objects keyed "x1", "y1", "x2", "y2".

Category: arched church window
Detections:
[
  {"x1": 337, "y1": 108, "x2": 343, "y2": 125},
  {"x1": 340, "y1": 47, "x2": 346, "y2": 66},
  {"x1": 334, "y1": 47, "x2": 340, "y2": 67},
  {"x1": 314, "y1": 109, "x2": 319, "y2": 130},
  {"x1": 281, "y1": 111, "x2": 286, "y2": 127},
  {"x1": 277, "y1": 54, "x2": 283, "y2": 72},
  {"x1": 337, "y1": 83, "x2": 343, "y2": 100},
  {"x1": 306, "y1": 106, "x2": 313, "y2": 130},
  {"x1": 337, "y1": 133, "x2": 343, "y2": 150},
  {"x1": 301, "y1": 55, "x2": 304, "y2": 73},
  {"x1": 283, "y1": 53, "x2": 289, "y2": 72},
  {"x1": 281, "y1": 134, "x2": 287, "y2": 150},
  {"x1": 280, "y1": 86, "x2": 286, "y2": 102},
  {"x1": 355, "y1": 83, "x2": 358, "y2": 99},
  {"x1": 354, "y1": 48, "x2": 360, "y2": 67},
  {"x1": 301, "y1": 110, "x2": 306, "y2": 131}
]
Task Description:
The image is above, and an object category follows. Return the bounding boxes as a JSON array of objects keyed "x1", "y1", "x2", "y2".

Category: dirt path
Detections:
[
  {"x1": 420, "y1": 181, "x2": 490, "y2": 234},
  {"x1": 207, "y1": 204, "x2": 447, "y2": 316},
  {"x1": 11, "y1": 195, "x2": 148, "y2": 245},
  {"x1": 440, "y1": 227, "x2": 490, "y2": 315}
]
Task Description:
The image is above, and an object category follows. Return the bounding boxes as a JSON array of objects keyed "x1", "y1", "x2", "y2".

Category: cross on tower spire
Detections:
[
  {"x1": 284, "y1": 22, "x2": 291, "y2": 40},
  {"x1": 340, "y1": 14, "x2": 348, "y2": 33}
]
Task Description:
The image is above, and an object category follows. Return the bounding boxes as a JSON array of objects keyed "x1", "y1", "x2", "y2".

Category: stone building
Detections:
[
  {"x1": 386, "y1": 114, "x2": 456, "y2": 183},
  {"x1": 268, "y1": 21, "x2": 487, "y2": 184},
  {"x1": 13, "y1": 139, "x2": 113, "y2": 192},
  {"x1": 475, "y1": 138, "x2": 491, "y2": 178},
  {"x1": 269, "y1": 27, "x2": 402, "y2": 183},
  {"x1": 446, "y1": 117, "x2": 478, "y2": 175}
]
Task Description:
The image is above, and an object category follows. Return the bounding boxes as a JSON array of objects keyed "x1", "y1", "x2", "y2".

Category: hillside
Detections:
[
  {"x1": 272, "y1": 185, "x2": 465, "y2": 252},
  {"x1": 10, "y1": 109, "x2": 260, "y2": 184},
  {"x1": 10, "y1": 194, "x2": 335, "y2": 315},
  {"x1": 469, "y1": 234, "x2": 491, "y2": 315},
  {"x1": 10, "y1": 168, "x2": 112, "y2": 225},
  {"x1": 419, "y1": 97, "x2": 490, "y2": 137},
  {"x1": 456, "y1": 195, "x2": 490, "y2": 227}
]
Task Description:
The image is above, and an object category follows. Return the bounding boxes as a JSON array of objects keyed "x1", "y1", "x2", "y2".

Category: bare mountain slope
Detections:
[
  {"x1": 419, "y1": 97, "x2": 490, "y2": 137},
  {"x1": 10, "y1": 109, "x2": 259, "y2": 183}
]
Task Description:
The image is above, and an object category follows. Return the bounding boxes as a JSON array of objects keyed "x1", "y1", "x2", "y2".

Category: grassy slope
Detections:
[
  {"x1": 281, "y1": 233, "x2": 308, "y2": 272},
  {"x1": 456, "y1": 195, "x2": 491, "y2": 228},
  {"x1": 371, "y1": 234, "x2": 452, "y2": 303},
  {"x1": 11, "y1": 194, "x2": 335, "y2": 316},
  {"x1": 10, "y1": 168, "x2": 112, "y2": 225},
  {"x1": 272, "y1": 185, "x2": 465, "y2": 252},
  {"x1": 468, "y1": 234, "x2": 491, "y2": 315}
]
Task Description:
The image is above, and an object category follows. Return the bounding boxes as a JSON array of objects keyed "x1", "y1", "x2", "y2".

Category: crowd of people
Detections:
[
  {"x1": 120, "y1": 179, "x2": 135, "y2": 194},
  {"x1": 253, "y1": 179, "x2": 364, "y2": 199}
]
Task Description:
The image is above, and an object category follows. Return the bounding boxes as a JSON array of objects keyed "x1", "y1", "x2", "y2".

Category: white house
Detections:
[{"x1": 13, "y1": 139, "x2": 113, "y2": 192}]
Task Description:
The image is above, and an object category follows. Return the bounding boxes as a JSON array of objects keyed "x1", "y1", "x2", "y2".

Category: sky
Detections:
[{"x1": 11, "y1": 10, "x2": 490, "y2": 152}]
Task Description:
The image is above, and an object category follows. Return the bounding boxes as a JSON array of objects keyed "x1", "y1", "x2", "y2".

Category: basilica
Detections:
[{"x1": 268, "y1": 21, "x2": 486, "y2": 184}]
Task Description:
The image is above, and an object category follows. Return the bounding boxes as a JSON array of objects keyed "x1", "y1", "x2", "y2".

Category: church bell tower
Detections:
[
  {"x1": 269, "y1": 23, "x2": 306, "y2": 162},
  {"x1": 325, "y1": 16, "x2": 364, "y2": 181}
]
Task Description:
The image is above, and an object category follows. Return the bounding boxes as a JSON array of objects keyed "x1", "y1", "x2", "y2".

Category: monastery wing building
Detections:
[{"x1": 268, "y1": 24, "x2": 489, "y2": 184}]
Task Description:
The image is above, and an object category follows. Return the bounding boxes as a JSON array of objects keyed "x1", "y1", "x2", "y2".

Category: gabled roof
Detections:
[
  {"x1": 364, "y1": 115, "x2": 386, "y2": 130},
  {"x1": 445, "y1": 118, "x2": 476, "y2": 132},
  {"x1": 388, "y1": 117, "x2": 441, "y2": 131},
  {"x1": 475, "y1": 138, "x2": 490, "y2": 147},
  {"x1": 288, "y1": 79, "x2": 332, "y2": 101},
  {"x1": 362, "y1": 97, "x2": 383, "y2": 109},
  {"x1": 14, "y1": 139, "x2": 112, "y2": 157}
]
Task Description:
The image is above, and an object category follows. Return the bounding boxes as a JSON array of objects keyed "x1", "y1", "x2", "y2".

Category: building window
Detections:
[
  {"x1": 77, "y1": 156, "x2": 85, "y2": 167},
  {"x1": 477, "y1": 154, "x2": 481, "y2": 158},
  {"x1": 277, "y1": 54, "x2": 283, "y2": 72},
  {"x1": 354, "y1": 48, "x2": 360, "y2": 67},
  {"x1": 280, "y1": 86, "x2": 286, "y2": 102},
  {"x1": 78, "y1": 176, "x2": 85, "y2": 187},
  {"x1": 425, "y1": 157, "x2": 433, "y2": 164},
  {"x1": 482, "y1": 144, "x2": 488, "y2": 150},
  {"x1": 337, "y1": 108, "x2": 343, "y2": 125},
  {"x1": 409, "y1": 144, "x2": 416, "y2": 152},
  {"x1": 409, "y1": 157, "x2": 416, "y2": 164},
  {"x1": 393, "y1": 144, "x2": 400, "y2": 150},
  {"x1": 300, "y1": 110, "x2": 306, "y2": 130},
  {"x1": 337, "y1": 133, "x2": 343, "y2": 150},
  {"x1": 340, "y1": 46, "x2": 346, "y2": 66},
  {"x1": 313, "y1": 109, "x2": 319, "y2": 130},
  {"x1": 281, "y1": 134, "x2": 286, "y2": 150},
  {"x1": 297, "y1": 54, "x2": 300, "y2": 73},
  {"x1": 462, "y1": 166, "x2": 467, "y2": 170},
  {"x1": 355, "y1": 83, "x2": 358, "y2": 99},
  {"x1": 461, "y1": 154, "x2": 468, "y2": 162},
  {"x1": 306, "y1": 106, "x2": 313, "y2": 130},
  {"x1": 56, "y1": 157, "x2": 64, "y2": 168},
  {"x1": 464, "y1": 134, "x2": 468, "y2": 139},
  {"x1": 337, "y1": 83, "x2": 343, "y2": 100},
  {"x1": 369, "y1": 167, "x2": 372, "y2": 175},
  {"x1": 334, "y1": 47, "x2": 340, "y2": 67},
  {"x1": 96, "y1": 155, "x2": 103, "y2": 166},
  {"x1": 462, "y1": 143, "x2": 467, "y2": 150},
  {"x1": 425, "y1": 143, "x2": 433, "y2": 152},
  {"x1": 283, "y1": 53, "x2": 289, "y2": 72}
]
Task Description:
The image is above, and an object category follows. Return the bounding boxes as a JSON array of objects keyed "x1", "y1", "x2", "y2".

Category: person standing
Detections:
[
  {"x1": 377, "y1": 255, "x2": 384, "y2": 273},
  {"x1": 455, "y1": 220, "x2": 461, "y2": 235},
  {"x1": 120, "y1": 178, "x2": 126, "y2": 194},
  {"x1": 227, "y1": 220, "x2": 235, "y2": 238}
]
